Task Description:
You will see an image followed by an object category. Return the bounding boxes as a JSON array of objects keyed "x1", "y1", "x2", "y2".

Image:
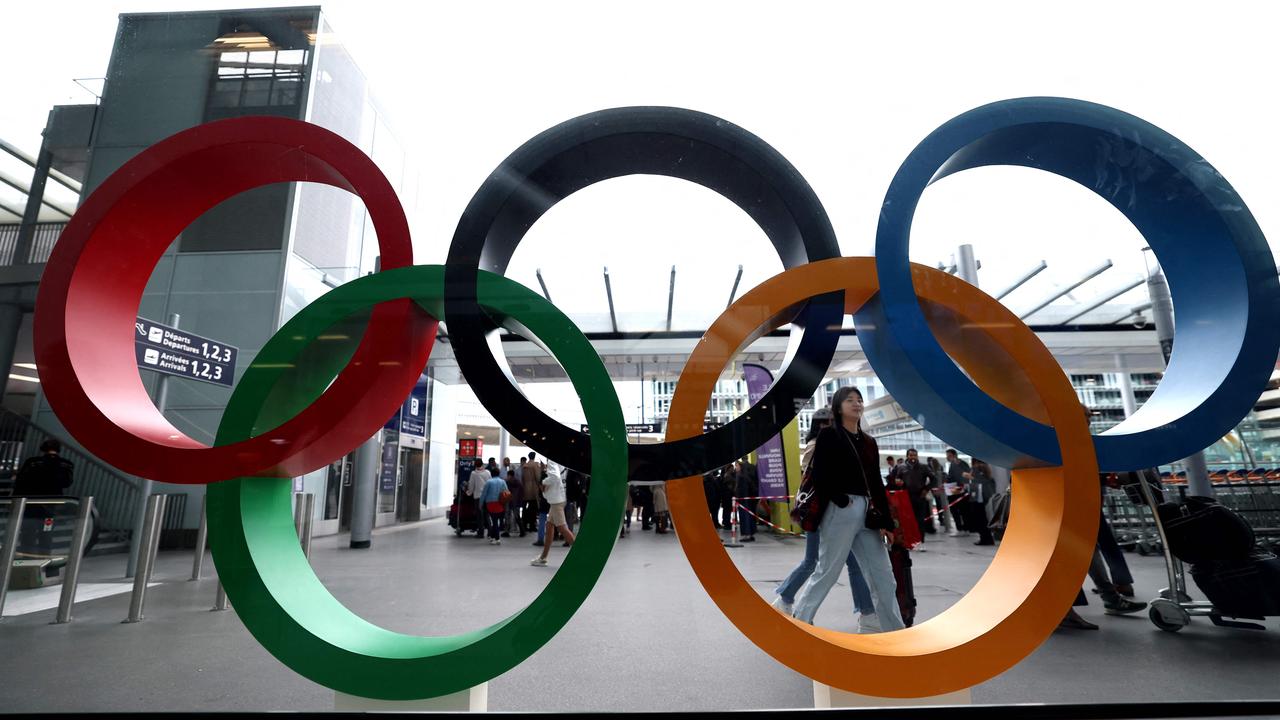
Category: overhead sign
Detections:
[
  {"x1": 579, "y1": 422, "x2": 662, "y2": 434},
  {"x1": 385, "y1": 376, "x2": 428, "y2": 438},
  {"x1": 134, "y1": 317, "x2": 238, "y2": 387}
]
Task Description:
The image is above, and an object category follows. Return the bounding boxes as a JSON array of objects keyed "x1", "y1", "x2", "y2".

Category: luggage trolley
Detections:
[
  {"x1": 1137, "y1": 477, "x2": 1278, "y2": 632},
  {"x1": 1103, "y1": 484, "x2": 1162, "y2": 556}
]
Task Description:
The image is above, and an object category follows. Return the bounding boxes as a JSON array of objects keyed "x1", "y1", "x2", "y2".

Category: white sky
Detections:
[
  {"x1": 4, "y1": 2, "x2": 1279, "y2": 330},
  {"x1": 4, "y1": 1, "x2": 1278, "y2": 421}
]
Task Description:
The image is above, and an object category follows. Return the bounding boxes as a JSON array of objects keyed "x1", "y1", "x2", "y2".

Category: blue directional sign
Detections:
[{"x1": 134, "y1": 317, "x2": 238, "y2": 387}]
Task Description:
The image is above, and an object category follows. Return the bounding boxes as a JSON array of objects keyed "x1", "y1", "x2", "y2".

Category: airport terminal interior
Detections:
[{"x1": 1, "y1": 3, "x2": 1279, "y2": 717}]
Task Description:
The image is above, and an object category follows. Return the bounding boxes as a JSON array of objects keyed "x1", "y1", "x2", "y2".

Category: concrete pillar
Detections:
[
  {"x1": 0, "y1": 303, "x2": 22, "y2": 405},
  {"x1": 13, "y1": 146, "x2": 53, "y2": 265},
  {"x1": 1147, "y1": 270, "x2": 1212, "y2": 496},
  {"x1": 350, "y1": 433, "x2": 380, "y2": 549},
  {"x1": 498, "y1": 427, "x2": 509, "y2": 466}
]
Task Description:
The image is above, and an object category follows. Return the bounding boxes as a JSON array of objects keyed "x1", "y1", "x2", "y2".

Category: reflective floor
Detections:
[{"x1": 1, "y1": 516, "x2": 1276, "y2": 712}]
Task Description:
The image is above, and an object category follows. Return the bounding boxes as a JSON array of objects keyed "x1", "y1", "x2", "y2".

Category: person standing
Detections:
[
  {"x1": 12, "y1": 439, "x2": 75, "y2": 561},
  {"x1": 503, "y1": 468, "x2": 524, "y2": 537},
  {"x1": 653, "y1": 482, "x2": 671, "y2": 534},
  {"x1": 965, "y1": 459, "x2": 996, "y2": 545},
  {"x1": 521, "y1": 453, "x2": 542, "y2": 537},
  {"x1": 773, "y1": 408, "x2": 878, "y2": 631},
  {"x1": 888, "y1": 448, "x2": 937, "y2": 536},
  {"x1": 718, "y1": 465, "x2": 736, "y2": 531},
  {"x1": 944, "y1": 449, "x2": 971, "y2": 537},
  {"x1": 792, "y1": 387, "x2": 904, "y2": 630},
  {"x1": 563, "y1": 467, "x2": 586, "y2": 536},
  {"x1": 467, "y1": 459, "x2": 490, "y2": 538},
  {"x1": 734, "y1": 458, "x2": 759, "y2": 542},
  {"x1": 482, "y1": 468, "x2": 508, "y2": 544},
  {"x1": 703, "y1": 472, "x2": 722, "y2": 527},
  {"x1": 531, "y1": 462, "x2": 575, "y2": 567}
]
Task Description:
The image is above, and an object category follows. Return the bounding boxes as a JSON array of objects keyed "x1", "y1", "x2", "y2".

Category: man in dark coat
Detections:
[
  {"x1": 13, "y1": 439, "x2": 75, "y2": 559},
  {"x1": 887, "y1": 448, "x2": 937, "y2": 535}
]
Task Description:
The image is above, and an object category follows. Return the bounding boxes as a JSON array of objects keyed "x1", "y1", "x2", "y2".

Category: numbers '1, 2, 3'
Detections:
[
  {"x1": 191, "y1": 360, "x2": 224, "y2": 381},
  {"x1": 200, "y1": 341, "x2": 232, "y2": 363}
]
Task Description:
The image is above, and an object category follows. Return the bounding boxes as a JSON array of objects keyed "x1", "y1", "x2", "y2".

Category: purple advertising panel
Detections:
[{"x1": 742, "y1": 363, "x2": 787, "y2": 498}]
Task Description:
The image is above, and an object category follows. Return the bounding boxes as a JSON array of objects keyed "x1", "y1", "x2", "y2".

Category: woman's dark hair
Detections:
[
  {"x1": 829, "y1": 386, "x2": 864, "y2": 429},
  {"x1": 805, "y1": 418, "x2": 827, "y2": 443},
  {"x1": 39, "y1": 439, "x2": 62, "y2": 454}
]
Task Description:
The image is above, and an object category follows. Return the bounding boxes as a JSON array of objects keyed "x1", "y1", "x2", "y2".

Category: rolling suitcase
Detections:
[
  {"x1": 1156, "y1": 496, "x2": 1254, "y2": 566},
  {"x1": 889, "y1": 543, "x2": 917, "y2": 628},
  {"x1": 1190, "y1": 550, "x2": 1280, "y2": 618}
]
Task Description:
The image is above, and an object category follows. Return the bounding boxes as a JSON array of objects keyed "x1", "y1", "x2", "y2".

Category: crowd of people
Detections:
[
  {"x1": 456, "y1": 391, "x2": 1152, "y2": 633},
  {"x1": 459, "y1": 452, "x2": 590, "y2": 566}
]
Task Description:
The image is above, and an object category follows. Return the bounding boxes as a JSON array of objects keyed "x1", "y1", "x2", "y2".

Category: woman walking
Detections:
[
  {"x1": 792, "y1": 387, "x2": 905, "y2": 630},
  {"x1": 773, "y1": 407, "x2": 879, "y2": 631}
]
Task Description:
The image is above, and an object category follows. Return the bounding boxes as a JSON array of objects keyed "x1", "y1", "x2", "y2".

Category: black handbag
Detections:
[{"x1": 789, "y1": 466, "x2": 825, "y2": 533}]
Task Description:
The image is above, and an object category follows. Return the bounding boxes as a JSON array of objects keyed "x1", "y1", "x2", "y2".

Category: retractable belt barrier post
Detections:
[
  {"x1": 124, "y1": 494, "x2": 165, "y2": 623},
  {"x1": 53, "y1": 496, "x2": 94, "y2": 624},
  {"x1": 0, "y1": 497, "x2": 27, "y2": 619},
  {"x1": 724, "y1": 499, "x2": 743, "y2": 548}
]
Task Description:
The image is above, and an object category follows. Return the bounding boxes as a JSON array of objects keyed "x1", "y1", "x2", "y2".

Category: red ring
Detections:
[{"x1": 34, "y1": 117, "x2": 436, "y2": 483}]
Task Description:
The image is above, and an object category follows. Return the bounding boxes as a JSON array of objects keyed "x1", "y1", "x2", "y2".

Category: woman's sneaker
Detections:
[
  {"x1": 770, "y1": 595, "x2": 793, "y2": 616},
  {"x1": 857, "y1": 612, "x2": 881, "y2": 633},
  {"x1": 530, "y1": 557, "x2": 548, "y2": 567}
]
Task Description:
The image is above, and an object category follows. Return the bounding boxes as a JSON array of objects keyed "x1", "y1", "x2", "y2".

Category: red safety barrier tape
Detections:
[{"x1": 730, "y1": 498, "x2": 805, "y2": 537}]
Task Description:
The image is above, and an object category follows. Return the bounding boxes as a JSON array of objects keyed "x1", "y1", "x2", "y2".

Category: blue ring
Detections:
[{"x1": 859, "y1": 96, "x2": 1280, "y2": 470}]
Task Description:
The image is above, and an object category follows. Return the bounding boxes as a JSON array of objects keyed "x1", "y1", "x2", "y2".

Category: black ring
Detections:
[{"x1": 444, "y1": 107, "x2": 842, "y2": 480}]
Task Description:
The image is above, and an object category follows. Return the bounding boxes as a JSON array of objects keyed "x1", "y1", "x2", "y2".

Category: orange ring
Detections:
[{"x1": 666, "y1": 257, "x2": 1099, "y2": 697}]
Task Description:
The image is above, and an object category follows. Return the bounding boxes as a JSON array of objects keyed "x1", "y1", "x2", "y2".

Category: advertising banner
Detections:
[{"x1": 742, "y1": 363, "x2": 788, "y2": 497}]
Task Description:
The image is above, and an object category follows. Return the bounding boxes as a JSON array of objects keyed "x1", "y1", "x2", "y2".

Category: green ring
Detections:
[{"x1": 206, "y1": 265, "x2": 627, "y2": 700}]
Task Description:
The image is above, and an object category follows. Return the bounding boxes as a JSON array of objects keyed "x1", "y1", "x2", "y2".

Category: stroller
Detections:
[{"x1": 1132, "y1": 473, "x2": 1280, "y2": 632}]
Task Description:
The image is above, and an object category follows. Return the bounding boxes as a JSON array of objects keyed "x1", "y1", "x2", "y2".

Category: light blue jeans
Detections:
[
  {"x1": 793, "y1": 495, "x2": 905, "y2": 629},
  {"x1": 775, "y1": 531, "x2": 874, "y2": 614}
]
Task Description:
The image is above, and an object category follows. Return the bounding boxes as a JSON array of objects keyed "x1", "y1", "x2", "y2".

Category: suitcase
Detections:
[
  {"x1": 889, "y1": 544, "x2": 917, "y2": 628},
  {"x1": 1157, "y1": 496, "x2": 1255, "y2": 566},
  {"x1": 448, "y1": 493, "x2": 482, "y2": 535},
  {"x1": 1191, "y1": 550, "x2": 1280, "y2": 618}
]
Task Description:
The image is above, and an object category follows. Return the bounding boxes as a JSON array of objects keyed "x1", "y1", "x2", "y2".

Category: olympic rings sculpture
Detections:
[{"x1": 33, "y1": 98, "x2": 1278, "y2": 700}]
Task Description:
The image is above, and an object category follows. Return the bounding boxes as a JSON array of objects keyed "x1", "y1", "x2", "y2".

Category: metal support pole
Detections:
[
  {"x1": 293, "y1": 491, "x2": 306, "y2": 538},
  {"x1": 0, "y1": 498, "x2": 27, "y2": 619},
  {"x1": 1147, "y1": 270, "x2": 1212, "y2": 496},
  {"x1": 128, "y1": 312, "x2": 180, "y2": 578},
  {"x1": 498, "y1": 428, "x2": 510, "y2": 469},
  {"x1": 302, "y1": 493, "x2": 315, "y2": 559},
  {"x1": 213, "y1": 581, "x2": 228, "y2": 611},
  {"x1": 956, "y1": 244, "x2": 979, "y2": 286},
  {"x1": 0, "y1": 302, "x2": 23, "y2": 406},
  {"x1": 54, "y1": 497, "x2": 94, "y2": 624},
  {"x1": 350, "y1": 434, "x2": 380, "y2": 549},
  {"x1": 1116, "y1": 367, "x2": 1138, "y2": 418},
  {"x1": 190, "y1": 493, "x2": 208, "y2": 581},
  {"x1": 124, "y1": 494, "x2": 166, "y2": 623}
]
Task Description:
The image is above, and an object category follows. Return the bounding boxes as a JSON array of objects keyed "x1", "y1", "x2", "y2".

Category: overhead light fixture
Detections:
[
  {"x1": 9, "y1": 373, "x2": 39, "y2": 383},
  {"x1": 15, "y1": 363, "x2": 36, "y2": 370}
]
